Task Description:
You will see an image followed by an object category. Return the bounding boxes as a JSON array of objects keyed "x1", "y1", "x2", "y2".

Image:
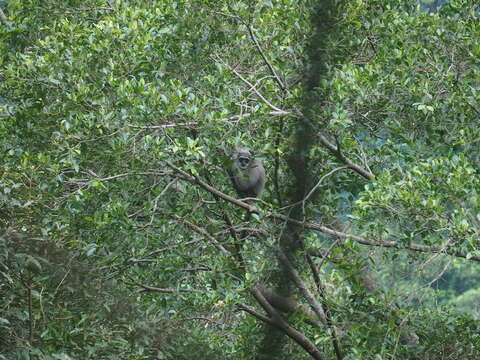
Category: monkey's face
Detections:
[{"x1": 237, "y1": 155, "x2": 251, "y2": 169}]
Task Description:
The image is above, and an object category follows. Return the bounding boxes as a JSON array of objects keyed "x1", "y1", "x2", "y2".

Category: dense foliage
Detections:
[{"x1": 1, "y1": 0, "x2": 480, "y2": 359}]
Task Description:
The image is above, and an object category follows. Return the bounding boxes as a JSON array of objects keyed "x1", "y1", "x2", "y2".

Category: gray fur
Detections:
[{"x1": 230, "y1": 147, "x2": 265, "y2": 199}]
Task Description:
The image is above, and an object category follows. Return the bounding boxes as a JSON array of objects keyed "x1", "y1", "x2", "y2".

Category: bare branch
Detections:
[
  {"x1": 219, "y1": 110, "x2": 289, "y2": 123},
  {"x1": 124, "y1": 280, "x2": 202, "y2": 294},
  {"x1": 303, "y1": 166, "x2": 348, "y2": 204},
  {"x1": 250, "y1": 286, "x2": 324, "y2": 360},
  {"x1": 277, "y1": 252, "x2": 327, "y2": 323},
  {"x1": 276, "y1": 213, "x2": 480, "y2": 262},
  {"x1": 211, "y1": 10, "x2": 287, "y2": 94},
  {"x1": 319, "y1": 134, "x2": 374, "y2": 180},
  {"x1": 232, "y1": 227, "x2": 268, "y2": 236},
  {"x1": 316, "y1": 238, "x2": 341, "y2": 270},
  {"x1": 245, "y1": 24, "x2": 288, "y2": 93},
  {"x1": 148, "y1": 179, "x2": 178, "y2": 225},
  {"x1": 237, "y1": 303, "x2": 272, "y2": 324},
  {"x1": 64, "y1": 6, "x2": 114, "y2": 13},
  {"x1": 214, "y1": 56, "x2": 290, "y2": 115},
  {"x1": 174, "y1": 216, "x2": 230, "y2": 255},
  {"x1": 178, "y1": 316, "x2": 224, "y2": 326},
  {"x1": 165, "y1": 161, "x2": 259, "y2": 214},
  {"x1": 127, "y1": 123, "x2": 197, "y2": 129},
  {"x1": 277, "y1": 252, "x2": 344, "y2": 359},
  {"x1": 255, "y1": 285, "x2": 321, "y2": 327}
]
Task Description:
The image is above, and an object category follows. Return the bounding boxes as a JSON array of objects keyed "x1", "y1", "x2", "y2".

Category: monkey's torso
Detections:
[{"x1": 231, "y1": 160, "x2": 265, "y2": 198}]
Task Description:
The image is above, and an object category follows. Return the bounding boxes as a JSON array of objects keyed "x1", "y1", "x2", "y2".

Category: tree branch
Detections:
[
  {"x1": 319, "y1": 134, "x2": 374, "y2": 180},
  {"x1": 304, "y1": 166, "x2": 349, "y2": 204},
  {"x1": 277, "y1": 213, "x2": 480, "y2": 262},
  {"x1": 165, "y1": 161, "x2": 260, "y2": 214},
  {"x1": 124, "y1": 280, "x2": 202, "y2": 294},
  {"x1": 174, "y1": 215, "x2": 230, "y2": 255},
  {"x1": 277, "y1": 251, "x2": 344, "y2": 359},
  {"x1": 127, "y1": 123, "x2": 197, "y2": 129},
  {"x1": 214, "y1": 56, "x2": 290, "y2": 115},
  {"x1": 165, "y1": 162, "x2": 480, "y2": 262},
  {"x1": 245, "y1": 23, "x2": 288, "y2": 93},
  {"x1": 250, "y1": 286, "x2": 324, "y2": 360},
  {"x1": 306, "y1": 254, "x2": 344, "y2": 360},
  {"x1": 255, "y1": 285, "x2": 322, "y2": 327}
]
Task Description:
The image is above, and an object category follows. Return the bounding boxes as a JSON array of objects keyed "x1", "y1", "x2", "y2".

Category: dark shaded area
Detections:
[{"x1": 256, "y1": 1, "x2": 339, "y2": 359}]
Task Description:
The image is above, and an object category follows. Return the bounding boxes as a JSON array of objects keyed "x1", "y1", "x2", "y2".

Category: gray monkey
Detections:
[{"x1": 229, "y1": 147, "x2": 265, "y2": 200}]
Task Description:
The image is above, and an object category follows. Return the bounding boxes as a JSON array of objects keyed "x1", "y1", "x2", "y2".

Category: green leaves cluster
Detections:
[
  {"x1": 356, "y1": 155, "x2": 480, "y2": 248},
  {"x1": 2, "y1": 0, "x2": 480, "y2": 358}
]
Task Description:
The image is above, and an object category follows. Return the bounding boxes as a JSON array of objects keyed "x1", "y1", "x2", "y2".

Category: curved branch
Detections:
[
  {"x1": 165, "y1": 161, "x2": 260, "y2": 214},
  {"x1": 304, "y1": 166, "x2": 348, "y2": 204},
  {"x1": 174, "y1": 215, "x2": 230, "y2": 255},
  {"x1": 319, "y1": 134, "x2": 374, "y2": 180},
  {"x1": 214, "y1": 56, "x2": 290, "y2": 115}
]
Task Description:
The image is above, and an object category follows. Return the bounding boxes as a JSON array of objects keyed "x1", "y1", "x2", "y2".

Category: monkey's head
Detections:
[{"x1": 234, "y1": 147, "x2": 253, "y2": 170}]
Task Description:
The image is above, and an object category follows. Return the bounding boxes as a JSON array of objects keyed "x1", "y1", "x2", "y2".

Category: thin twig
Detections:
[
  {"x1": 212, "y1": 9, "x2": 287, "y2": 94},
  {"x1": 127, "y1": 123, "x2": 197, "y2": 129},
  {"x1": 303, "y1": 166, "x2": 348, "y2": 209},
  {"x1": 214, "y1": 56, "x2": 289, "y2": 115},
  {"x1": 277, "y1": 251, "x2": 327, "y2": 323},
  {"x1": 305, "y1": 254, "x2": 344, "y2": 360},
  {"x1": 245, "y1": 23, "x2": 288, "y2": 93},
  {"x1": 148, "y1": 179, "x2": 177, "y2": 225},
  {"x1": 317, "y1": 238, "x2": 341, "y2": 270},
  {"x1": 124, "y1": 280, "x2": 203, "y2": 293},
  {"x1": 174, "y1": 216, "x2": 230, "y2": 255}
]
